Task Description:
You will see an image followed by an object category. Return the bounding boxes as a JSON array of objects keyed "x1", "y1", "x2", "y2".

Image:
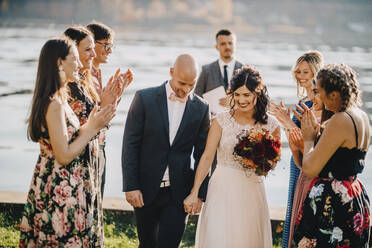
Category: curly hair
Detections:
[
  {"x1": 228, "y1": 65, "x2": 269, "y2": 124},
  {"x1": 292, "y1": 50, "x2": 324, "y2": 98},
  {"x1": 316, "y1": 63, "x2": 361, "y2": 112}
]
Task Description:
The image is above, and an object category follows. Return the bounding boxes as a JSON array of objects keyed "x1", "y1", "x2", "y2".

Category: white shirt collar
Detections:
[
  {"x1": 165, "y1": 81, "x2": 190, "y2": 101},
  {"x1": 218, "y1": 58, "x2": 236, "y2": 69},
  {"x1": 165, "y1": 80, "x2": 176, "y2": 99}
]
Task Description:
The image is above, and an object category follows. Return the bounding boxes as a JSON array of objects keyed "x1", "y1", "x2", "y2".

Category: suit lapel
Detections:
[
  {"x1": 212, "y1": 60, "x2": 224, "y2": 86},
  {"x1": 172, "y1": 94, "x2": 196, "y2": 146},
  {"x1": 234, "y1": 60, "x2": 243, "y2": 71},
  {"x1": 156, "y1": 83, "x2": 170, "y2": 141}
]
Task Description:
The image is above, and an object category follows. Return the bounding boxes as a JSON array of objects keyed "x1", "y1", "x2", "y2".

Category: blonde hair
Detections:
[
  {"x1": 292, "y1": 50, "x2": 324, "y2": 98},
  {"x1": 79, "y1": 69, "x2": 100, "y2": 104}
]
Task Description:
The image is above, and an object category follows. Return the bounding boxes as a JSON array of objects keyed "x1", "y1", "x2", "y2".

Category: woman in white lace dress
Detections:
[{"x1": 184, "y1": 65, "x2": 280, "y2": 248}]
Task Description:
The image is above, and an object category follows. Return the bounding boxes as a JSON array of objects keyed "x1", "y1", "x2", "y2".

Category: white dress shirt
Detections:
[
  {"x1": 162, "y1": 82, "x2": 187, "y2": 183},
  {"x1": 218, "y1": 58, "x2": 236, "y2": 86}
]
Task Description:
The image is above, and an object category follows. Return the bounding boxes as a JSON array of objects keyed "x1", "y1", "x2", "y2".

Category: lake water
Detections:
[{"x1": 1, "y1": 26, "x2": 372, "y2": 207}]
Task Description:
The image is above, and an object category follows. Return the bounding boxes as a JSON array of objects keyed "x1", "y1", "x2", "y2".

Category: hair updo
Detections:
[
  {"x1": 316, "y1": 63, "x2": 361, "y2": 112},
  {"x1": 228, "y1": 65, "x2": 269, "y2": 124}
]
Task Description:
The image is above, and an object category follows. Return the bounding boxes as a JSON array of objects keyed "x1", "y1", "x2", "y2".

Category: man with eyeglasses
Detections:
[
  {"x1": 87, "y1": 21, "x2": 133, "y2": 200},
  {"x1": 87, "y1": 21, "x2": 115, "y2": 95}
]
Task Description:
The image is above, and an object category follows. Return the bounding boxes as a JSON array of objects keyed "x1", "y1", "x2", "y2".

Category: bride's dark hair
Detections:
[{"x1": 228, "y1": 65, "x2": 269, "y2": 124}]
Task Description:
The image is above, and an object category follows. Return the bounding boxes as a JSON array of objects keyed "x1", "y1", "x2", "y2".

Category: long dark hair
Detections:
[
  {"x1": 27, "y1": 38, "x2": 73, "y2": 142},
  {"x1": 228, "y1": 65, "x2": 269, "y2": 124}
]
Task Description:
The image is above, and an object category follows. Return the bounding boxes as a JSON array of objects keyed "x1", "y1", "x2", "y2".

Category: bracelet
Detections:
[{"x1": 283, "y1": 127, "x2": 292, "y2": 132}]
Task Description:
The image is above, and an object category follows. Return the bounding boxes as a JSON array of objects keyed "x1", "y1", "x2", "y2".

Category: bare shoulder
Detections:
[
  {"x1": 211, "y1": 117, "x2": 222, "y2": 129},
  {"x1": 209, "y1": 117, "x2": 223, "y2": 139},
  {"x1": 47, "y1": 99, "x2": 63, "y2": 112},
  {"x1": 357, "y1": 108, "x2": 370, "y2": 126},
  {"x1": 325, "y1": 112, "x2": 350, "y2": 129},
  {"x1": 45, "y1": 99, "x2": 65, "y2": 121}
]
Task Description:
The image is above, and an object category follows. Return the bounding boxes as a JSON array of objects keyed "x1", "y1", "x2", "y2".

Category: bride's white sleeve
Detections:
[
  {"x1": 215, "y1": 111, "x2": 228, "y2": 129},
  {"x1": 266, "y1": 114, "x2": 280, "y2": 133}
]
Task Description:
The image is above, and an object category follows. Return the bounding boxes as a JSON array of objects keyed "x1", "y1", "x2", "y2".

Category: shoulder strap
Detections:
[{"x1": 345, "y1": 112, "x2": 359, "y2": 147}]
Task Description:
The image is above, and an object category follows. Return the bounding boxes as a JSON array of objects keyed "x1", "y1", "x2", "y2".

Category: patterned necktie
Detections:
[
  {"x1": 169, "y1": 92, "x2": 187, "y2": 103},
  {"x1": 223, "y1": 65, "x2": 228, "y2": 90}
]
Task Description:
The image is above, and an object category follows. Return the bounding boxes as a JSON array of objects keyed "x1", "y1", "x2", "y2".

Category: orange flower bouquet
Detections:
[{"x1": 233, "y1": 127, "x2": 281, "y2": 176}]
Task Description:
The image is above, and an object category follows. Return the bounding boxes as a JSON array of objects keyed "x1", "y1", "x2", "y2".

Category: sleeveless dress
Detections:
[
  {"x1": 68, "y1": 81, "x2": 106, "y2": 197},
  {"x1": 195, "y1": 112, "x2": 279, "y2": 248},
  {"x1": 90, "y1": 67, "x2": 108, "y2": 196},
  {"x1": 282, "y1": 99, "x2": 312, "y2": 248},
  {"x1": 19, "y1": 102, "x2": 104, "y2": 247},
  {"x1": 293, "y1": 112, "x2": 370, "y2": 247}
]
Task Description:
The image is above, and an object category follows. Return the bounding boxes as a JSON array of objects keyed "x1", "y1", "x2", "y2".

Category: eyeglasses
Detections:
[{"x1": 96, "y1": 41, "x2": 114, "y2": 51}]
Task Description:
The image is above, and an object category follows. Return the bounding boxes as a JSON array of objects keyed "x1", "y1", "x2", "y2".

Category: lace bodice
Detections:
[{"x1": 215, "y1": 111, "x2": 279, "y2": 172}]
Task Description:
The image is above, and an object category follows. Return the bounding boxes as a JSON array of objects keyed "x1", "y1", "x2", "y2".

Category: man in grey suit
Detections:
[
  {"x1": 122, "y1": 54, "x2": 210, "y2": 248},
  {"x1": 194, "y1": 29, "x2": 243, "y2": 109}
]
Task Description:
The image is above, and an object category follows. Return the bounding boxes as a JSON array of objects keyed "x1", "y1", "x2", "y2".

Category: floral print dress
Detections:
[
  {"x1": 69, "y1": 79, "x2": 108, "y2": 196},
  {"x1": 293, "y1": 112, "x2": 370, "y2": 247},
  {"x1": 19, "y1": 102, "x2": 104, "y2": 247},
  {"x1": 282, "y1": 99, "x2": 312, "y2": 248}
]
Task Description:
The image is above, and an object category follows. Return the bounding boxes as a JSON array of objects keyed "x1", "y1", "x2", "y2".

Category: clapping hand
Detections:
[
  {"x1": 115, "y1": 69, "x2": 134, "y2": 104},
  {"x1": 292, "y1": 101, "x2": 307, "y2": 121},
  {"x1": 299, "y1": 103, "x2": 319, "y2": 142},
  {"x1": 87, "y1": 104, "x2": 116, "y2": 132},
  {"x1": 269, "y1": 101, "x2": 295, "y2": 129},
  {"x1": 100, "y1": 68, "x2": 134, "y2": 107},
  {"x1": 288, "y1": 128, "x2": 304, "y2": 153},
  {"x1": 100, "y1": 68, "x2": 122, "y2": 107},
  {"x1": 183, "y1": 192, "x2": 202, "y2": 215}
]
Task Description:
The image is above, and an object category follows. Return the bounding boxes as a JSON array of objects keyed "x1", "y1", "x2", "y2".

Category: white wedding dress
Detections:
[{"x1": 195, "y1": 111, "x2": 278, "y2": 248}]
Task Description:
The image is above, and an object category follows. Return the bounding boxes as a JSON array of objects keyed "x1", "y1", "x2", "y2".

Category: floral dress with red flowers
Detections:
[
  {"x1": 69, "y1": 80, "x2": 108, "y2": 196},
  {"x1": 293, "y1": 113, "x2": 370, "y2": 248},
  {"x1": 19, "y1": 102, "x2": 104, "y2": 247}
]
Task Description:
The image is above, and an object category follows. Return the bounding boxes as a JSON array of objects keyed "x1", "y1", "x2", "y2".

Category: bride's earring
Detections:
[
  {"x1": 231, "y1": 97, "x2": 237, "y2": 109},
  {"x1": 58, "y1": 65, "x2": 66, "y2": 82}
]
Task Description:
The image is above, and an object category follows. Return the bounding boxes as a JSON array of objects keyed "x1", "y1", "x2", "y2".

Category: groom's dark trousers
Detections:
[{"x1": 122, "y1": 83, "x2": 211, "y2": 248}]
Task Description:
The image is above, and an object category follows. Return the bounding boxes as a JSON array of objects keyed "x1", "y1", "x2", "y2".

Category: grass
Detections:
[{"x1": 0, "y1": 203, "x2": 293, "y2": 248}]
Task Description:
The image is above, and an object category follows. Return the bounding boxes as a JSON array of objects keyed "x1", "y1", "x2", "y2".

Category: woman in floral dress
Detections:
[
  {"x1": 19, "y1": 37, "x2": 115, "y2": 247},
  {"x1": 269, "y1": 50, "x2": 324, "y2": 248},
  {"x1": 63, "y1": 25, "x2": 132, "y2": 200},
  {"x1": 293, "y1": 63, "x2": 370, "y2": 247}
]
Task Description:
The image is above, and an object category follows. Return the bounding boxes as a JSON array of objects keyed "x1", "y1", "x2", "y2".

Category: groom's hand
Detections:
[
  {"x1": 192, "y1": 198, "x2": 203, "y2": 215},
  {"x1": 184, "y1": 194, "x2": 203, "y2": 215},
  {"x1": 125, "y1": 190, "x2": 144, "y2": 208}
]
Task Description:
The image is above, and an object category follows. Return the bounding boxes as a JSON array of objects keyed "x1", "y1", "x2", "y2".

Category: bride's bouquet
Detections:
[{"x1": 233, "y1": 127, "x2": 281, "y2": 176}]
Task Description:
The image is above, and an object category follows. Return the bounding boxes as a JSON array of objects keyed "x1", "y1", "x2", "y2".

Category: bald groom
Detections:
[{"x1": 122, "y1": 54, "x2": 210, "y2": 248}]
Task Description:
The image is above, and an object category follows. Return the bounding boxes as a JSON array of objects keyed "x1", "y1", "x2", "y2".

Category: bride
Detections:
[{"x1": 184, "y1": 65, "x2": 280, "y2": 248}]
